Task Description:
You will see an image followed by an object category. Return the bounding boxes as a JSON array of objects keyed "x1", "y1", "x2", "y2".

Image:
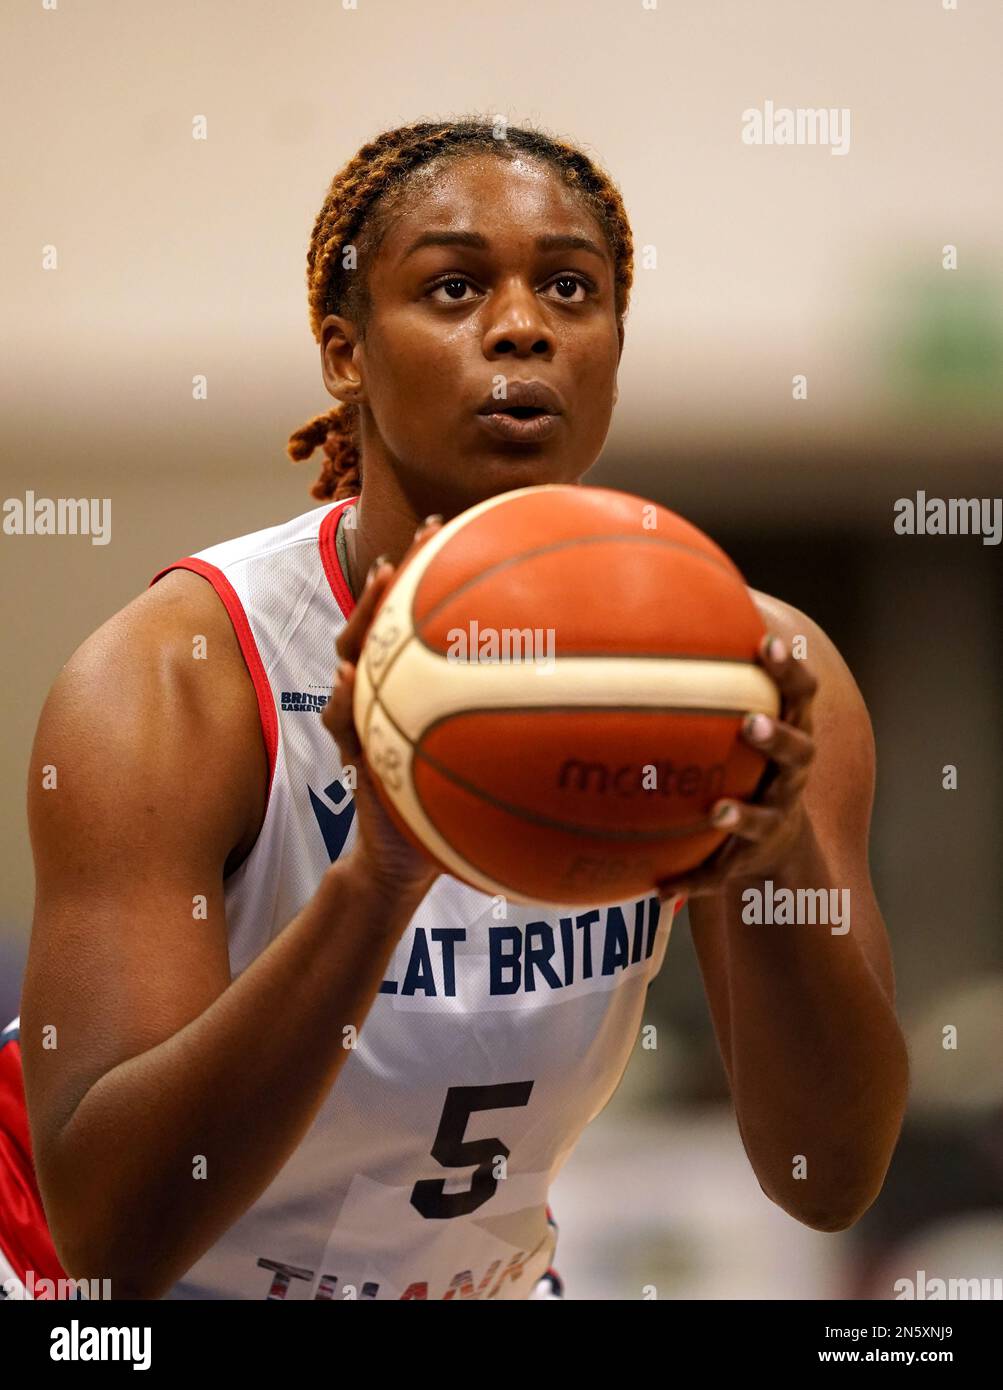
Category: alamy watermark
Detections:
[
  {"x1": 894, "y1": 1270, "x2": 1001, "y2": 1300},
  {"x1": 741, "y1": 101, "x2": 851, "y2": 157},
  {"x1": 50, "y1": 1319, "x2": 151, "y2": 1370},
  {"x1": 741, "y1": 880, "x2": 850, "y2": 935},
  {"x1": 446, "y1": 620, "x2": 555, "y2": 672},
  {"x1": 893, "y1": 492, "x2": 1001, "y2": 546},
  {"x1": 2, "y1": 1269, "x2": 110, "y2": 1300},
  {"x1": 2, "y1": 491, "x2": 111, "y2": 545}
]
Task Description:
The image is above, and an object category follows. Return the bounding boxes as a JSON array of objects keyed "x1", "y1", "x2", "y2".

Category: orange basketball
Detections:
[{"x1": 354, "y1": 484, "x2": 780, "y2": 906}]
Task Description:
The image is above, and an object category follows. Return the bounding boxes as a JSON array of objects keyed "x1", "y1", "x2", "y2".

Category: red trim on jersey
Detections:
[
  {"x1": 318, "y1": 496, "x2": 360, "y2": 620},
  {"x1": 0, "y1": 1031, "x2": 67, "y2": 1288},
  {"x1": 148, "y1": 557, "x2": 279, "y2": 801}
]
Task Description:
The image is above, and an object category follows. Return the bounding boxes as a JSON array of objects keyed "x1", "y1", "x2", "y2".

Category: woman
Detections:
[{"x1": 1, "y1": 119, "x2": 908, "y2": 1302}]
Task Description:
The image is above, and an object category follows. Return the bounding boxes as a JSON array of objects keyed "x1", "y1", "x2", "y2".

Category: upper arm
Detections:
[{"x1": 20, "y1": 569, "x2": 268, "y2": 1153}]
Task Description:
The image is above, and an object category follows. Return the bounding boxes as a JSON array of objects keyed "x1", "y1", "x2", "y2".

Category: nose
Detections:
[{"x1": 482, "y1": 279, "x2": 554, "y2": 360}]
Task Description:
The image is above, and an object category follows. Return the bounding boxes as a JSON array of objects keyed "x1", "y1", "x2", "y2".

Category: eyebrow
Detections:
[{"x1": 399, "y1": 230, "x2": 609, "y2": 263}]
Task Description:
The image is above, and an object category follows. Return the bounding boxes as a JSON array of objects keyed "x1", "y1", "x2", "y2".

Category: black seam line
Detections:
[
  {"x1": 413, "y1": 532, "x2": 741, "y2": 637},
  {"x1": 370, "y1": 691, "x2": 539, "y2": 895},
  {"x1": 415, "y1": 747, "x2": 718, "y2": 843},
  {"x1": 371, "y1": 696, "x2": 748, "y2": 766},
  {"x1": 369, "y1": 695, "x2": 718, "y2": 887},
  {"x1": 368, "y1": 535, "x2": 747, "y2": 701}
]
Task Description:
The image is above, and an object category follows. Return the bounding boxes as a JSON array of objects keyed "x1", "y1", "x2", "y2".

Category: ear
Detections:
[{"x1": 321, "y1": 314, "x2": 365, "y2": 405}]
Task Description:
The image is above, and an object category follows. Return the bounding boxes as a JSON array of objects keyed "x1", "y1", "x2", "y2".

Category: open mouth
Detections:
[
  {"x1": 475, "y1": 382, "x2": 562, "y2": 442},
  {"x1": 476, "y1": 405, "x2": 560, "y2": 443}
]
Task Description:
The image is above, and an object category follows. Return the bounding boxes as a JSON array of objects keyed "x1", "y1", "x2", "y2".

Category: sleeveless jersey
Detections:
[{"x1": 1, "y1": 496, "x2": 682, "y2": 1303}]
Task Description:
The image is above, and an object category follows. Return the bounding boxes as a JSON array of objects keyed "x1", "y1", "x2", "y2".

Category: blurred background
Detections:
[{"x1": 1, "y1": 0, "x2": 1001, "y2": 1299}]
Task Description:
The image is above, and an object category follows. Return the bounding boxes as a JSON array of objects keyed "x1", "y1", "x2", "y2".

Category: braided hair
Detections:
[{"x1": 287, "y1": 119, "x2": 635, "y2": 502}]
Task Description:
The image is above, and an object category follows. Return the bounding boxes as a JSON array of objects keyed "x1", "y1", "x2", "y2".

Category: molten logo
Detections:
[{"x1": 557, "y1": 758, "x2": 725, "y2": 799}]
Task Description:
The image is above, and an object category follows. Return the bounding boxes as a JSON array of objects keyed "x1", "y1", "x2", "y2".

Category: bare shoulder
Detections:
[
  {"x1": 82, "y1": 566, "x2": 250, "y2": 675},
  {"x1": 33, "y1": 566, "x2": 268, "y2": 879}
]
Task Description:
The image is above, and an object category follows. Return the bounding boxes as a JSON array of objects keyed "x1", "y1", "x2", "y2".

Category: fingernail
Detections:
[
  {"x1": 365, "y1": 555, "x2": 388, "y2": 587},
  {"x1": 744, "y1": 713, "x2": 773, "y2": 744},
  {"x1": 422, "y1": 513, "x2": 443, "y2": 529},
  {"x1": 764, "y1": 633, "x2": 786, "y2": 664},
  {"x1": 712, "y1": 801, "x2": 739, "y2": 826}
]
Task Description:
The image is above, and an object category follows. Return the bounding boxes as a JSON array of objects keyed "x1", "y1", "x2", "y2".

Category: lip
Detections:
[
  {"x1": 476, "y1": 411, "x2": 561, "y2": 443},
  {"x1": 474, "y1": 379, "x2": 563, "y2": 445},
  {"x1": 476, "y1": 380, "x2": 563, "y2": 416}
]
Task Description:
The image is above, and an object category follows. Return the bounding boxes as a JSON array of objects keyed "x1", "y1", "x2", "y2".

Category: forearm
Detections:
[
  {"x1": 692, "y1": 817, "x2": 909, "y2": 1230},
  {"x1": 41, "y1": 859, "x2": 426, "y2": 1296}
]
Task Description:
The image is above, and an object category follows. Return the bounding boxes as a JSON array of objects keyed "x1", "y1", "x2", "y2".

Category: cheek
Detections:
[
  {"x1": 571, "y1": 339, "x2": 620, "y2": 431},
  {"x1": 359, "y1": 339, "x2": 432, "y2": 448},
  {"x1": 366, "y1": 315, "x2": 458, "y2": 419}
]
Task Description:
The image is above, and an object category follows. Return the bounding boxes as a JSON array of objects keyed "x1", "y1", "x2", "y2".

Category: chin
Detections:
[
  {"x1": 405, "y1": 452, "x2": 584, "y2": 523},
  {"x1": 475, "y1": 450, "x2": 581, "y2": 494}
]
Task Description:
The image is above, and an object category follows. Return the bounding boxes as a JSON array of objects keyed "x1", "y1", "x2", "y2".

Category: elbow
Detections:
[
  {"x1": 776, "y1": 1180, "x2": 883, "y2": 1234},
  {"x1": 755, "y1": 1166, "x2": 885, "y2": 1234},
  {"x1": 795, "y1": 1204, "x2": 868, "y2": 1234},
  {"x1": 47, "y1": 1216, "x2": 157, "y2": 1301},
  {"x1": 54, "y1": 1230, "x2": 164, "y2": 1301},
  {"x1": 38, "y1": 1169, "x2": 165, "y2": 1301}
]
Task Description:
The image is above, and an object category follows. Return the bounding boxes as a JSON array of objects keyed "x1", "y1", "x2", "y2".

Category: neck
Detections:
[
  {"x1": 343, "y1": 406, "x2": 479, "y2": 599},
  {"x1": 342, "y1": 465, "x2": 425, "y2": 603}
]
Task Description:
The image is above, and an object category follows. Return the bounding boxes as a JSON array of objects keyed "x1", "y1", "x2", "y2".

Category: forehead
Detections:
[{"x1": 375, "y1": 151, "x2": 610, "y2": 262}]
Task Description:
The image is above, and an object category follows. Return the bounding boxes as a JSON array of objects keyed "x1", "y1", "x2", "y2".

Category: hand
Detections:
[
  {"x1": 654, "y1": 632, "x2": 817, "y2": 903},
  {"x1": 322, "y1": 514, "x2": 445, "y2": 904}
]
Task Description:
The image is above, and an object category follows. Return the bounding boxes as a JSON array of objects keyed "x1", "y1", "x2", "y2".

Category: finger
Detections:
[
  {"x1": 337, "y1": 515, "x2": 445, "y2": 665},
  {"x1": 322, "y1": 656, "x2": 361, "y2": 760},
  {"x1": 758, "y1": 632, "x2": 817, "y2": 725},
  {"x1": 656, "y1": 825, "x2": 773, "y2": 901},
  {"x1": 654, "y1": 826, "x2": 744, "y2": 901},
  {"x1": 741, "y1": 712, "x2": 814, "y2": 771},
  {"x1": 397, "y1": 514, "x2": 444, "y2": 571},
  {"x1": 656, "y1": 868, "x2": 718, "y2": 902},
  {"x1": 654, "y1": 851, "x2": 734, "y2": 902},
  {"x1": 707, "y1": 798, "x2": 784, "y2": 845},
  {"x1": 335, "y1": 559, "x2": 394, "y2": 663},
  {"x1": 671, "y1": 849, "x2": 751, "y2": 898}
]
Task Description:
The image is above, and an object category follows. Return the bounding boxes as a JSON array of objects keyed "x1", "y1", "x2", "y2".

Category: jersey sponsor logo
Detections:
[
  {"x1": 308, "y1": 777, "x2": 356, "y2": 862},
  {"x1": 256, "y1": 1248, "x2": 532, "y2": 1300},
  {"x1": 281, "y1": 690, "x2": 329, "y2": 713},
  {"x1": 379, "y1": 895, "x2": 662, "y2": 999}
]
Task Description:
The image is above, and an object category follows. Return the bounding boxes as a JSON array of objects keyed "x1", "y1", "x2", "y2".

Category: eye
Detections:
[
  {"x1": 545, "y1": 274, "x2": 591, "y2": 303},
  {"x1": 428, "y1": 276, "x2": 479, "y2": 303}
]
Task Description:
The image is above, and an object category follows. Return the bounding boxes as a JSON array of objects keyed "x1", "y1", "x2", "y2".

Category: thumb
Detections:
[{"x1": 322, "y1": 655, "x2": 361, "y2": 762}]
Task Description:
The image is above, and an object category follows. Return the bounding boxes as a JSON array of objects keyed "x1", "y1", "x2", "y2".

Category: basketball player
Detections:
[{"x1": 0, "y1": 121, "x2": 908, "y2": 1302}]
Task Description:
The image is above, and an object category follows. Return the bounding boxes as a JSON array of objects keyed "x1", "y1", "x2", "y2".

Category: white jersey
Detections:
[{"x1": 149, "y1": 496, "x2": 679, "y2": 1301}]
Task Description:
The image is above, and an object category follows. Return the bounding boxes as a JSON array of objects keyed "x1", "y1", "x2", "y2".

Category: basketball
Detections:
[{"x1": 353, "y1": 484, "x2": 780, "y2": 905}]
